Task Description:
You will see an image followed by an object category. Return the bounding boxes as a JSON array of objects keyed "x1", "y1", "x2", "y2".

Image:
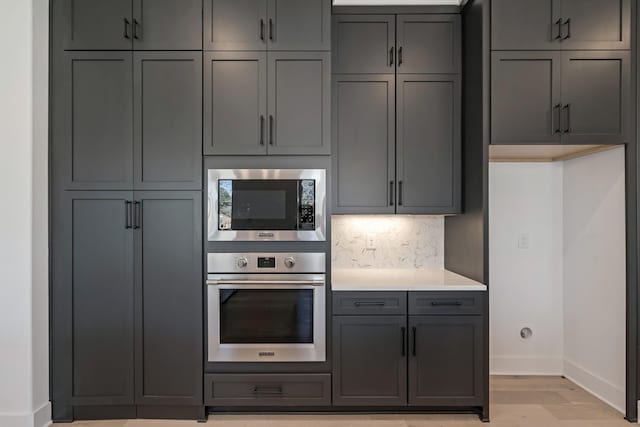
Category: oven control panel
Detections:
[
  {"x1": 298, "y1": 180, "x2": 316, "y2": 230},
  {"x1": 208, "y1": 252, "x2": 326, "y2": 274}
]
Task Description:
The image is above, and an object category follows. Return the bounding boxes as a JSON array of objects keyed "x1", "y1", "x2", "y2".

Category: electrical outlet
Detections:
[
  {"x1": 518, "y1": 233, "x2": 530, "y2": 250},
  {"x1": 366, "y1": 233, "x2": 376, "y2": 250}
]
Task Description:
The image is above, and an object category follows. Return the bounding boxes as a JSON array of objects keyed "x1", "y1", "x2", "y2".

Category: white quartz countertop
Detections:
[{"x1": 331, "y1": 268, "x2": 487, "y2": 291}]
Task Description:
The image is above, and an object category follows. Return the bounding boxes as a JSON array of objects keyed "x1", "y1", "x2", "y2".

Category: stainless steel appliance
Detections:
[
  {"x1": 207, "y1": 252, "x2": 326, "y2": 362},
  {"x1": 207, "y1": 169, "x2": 326, "y2": 241}
]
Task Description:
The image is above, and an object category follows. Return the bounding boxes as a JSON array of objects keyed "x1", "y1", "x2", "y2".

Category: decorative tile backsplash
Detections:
[{"x1": 331, "y1": 216, "x2": 444, "y2": 269}]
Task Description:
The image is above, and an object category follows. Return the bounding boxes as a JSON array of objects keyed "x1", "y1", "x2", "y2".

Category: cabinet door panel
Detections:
[
  {"x1": 268, "y1": 0, "x2": 331, "y2": 51},
  {"x1": 333, "y1": 316, "x2": 407, "y2": 406},
  {"x1": 491, "y1": 52, "x2": 562, "y2": 144},
  {"x1": 561, "y1": 51, "x2": 630, "y2": 144},
  {"x1": 133, "y1": 0, "x2": 202, "y2": 50},
  {"x1": 56, "y1": 52, "x2": 134, "y2": 190},
  {"x1": 491, "y1": 0, "x2": 557, "y2": 50},
  {"x1": 396, "y1": 15, "x2": 461, "y2": 74},
  {"x1": 333, "y1": 75, "x2": 395, "y2": 214},
  {"x1": 53, "y1": 192, "x2": 134, "y2": 406},
  {"x1": 204, "y1": 0, "x2": 267, "y2": 51},
  {"x1": 409, "y1": 316, "x2": 483, "y2": 407},
  {"x1": 204, "y1": 52, "x2": 267, "y2": 155},
  {"x1": 61, "y1": 0, "x2": 133, "y2": 50},
  {"x1": 333, "y1": 15, "x2": 395, "y2": 74},
  {"x1": 396, "y1": 75, "x2": 460, "y2": 214},
  {"x1": 559, "y1": 0, "x2": 630, "y2": 50},
  {"x1": 134, "y1": 52, "x2": 202, "y2": 189},
  {"x1": 134, "y1": 192, "x2": 202, "y2": 405},
  {"x1": 268, "y1": 52, "x2": 331, "y2": 155}
]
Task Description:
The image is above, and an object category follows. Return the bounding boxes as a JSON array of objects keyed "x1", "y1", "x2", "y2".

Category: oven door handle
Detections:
[{"x1": 207, "y1": 280, "x2": 325, "y2": 286}]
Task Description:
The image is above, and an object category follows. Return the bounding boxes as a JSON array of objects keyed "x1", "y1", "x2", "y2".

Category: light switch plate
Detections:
[{"x1": 518, "y1": 233, "x2": 530, "y2": 250}]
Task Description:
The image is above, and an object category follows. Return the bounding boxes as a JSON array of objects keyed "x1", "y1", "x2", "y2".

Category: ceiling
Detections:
[{"x1": 332, "y1": 0, "x2": 461, "y2": 5}]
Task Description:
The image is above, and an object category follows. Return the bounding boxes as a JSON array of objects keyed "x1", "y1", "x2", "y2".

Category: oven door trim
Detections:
[
  {"x1": 207, "y1": 274, "x2": 326, "y2": 363},
  {"x1": 207, "y1": 169, "x2": 326, "y2": 242}
]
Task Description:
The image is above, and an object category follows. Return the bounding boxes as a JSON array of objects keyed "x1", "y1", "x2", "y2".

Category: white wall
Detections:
[
  {"x1": 489, "y1": 163, "x2": 564, "y2": 375},
  {"x1": 563, "y1": 147, "x2": 626, "y2": 412},
  {"x1": 0, "y1": 0, "x2": 50, "y2": 426}
]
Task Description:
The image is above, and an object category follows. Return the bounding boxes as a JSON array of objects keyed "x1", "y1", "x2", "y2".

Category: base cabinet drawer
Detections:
[
  {"x1": 409, "y1": 292, "x2": 484, "y2": 315},
  {"x1": 204, "y1": 374, "x2": 331, "y2": 406},
  {"x1": 333, "y1": 292, "x2": 407, "y2": 315}
]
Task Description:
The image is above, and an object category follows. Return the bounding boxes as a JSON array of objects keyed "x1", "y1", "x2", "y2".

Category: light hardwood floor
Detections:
[{"x1": 60, "y1": 376, "x2": 630, "y2": 427}]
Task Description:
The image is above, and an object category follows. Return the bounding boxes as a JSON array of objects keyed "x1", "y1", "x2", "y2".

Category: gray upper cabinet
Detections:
[
  {"x1": 204, "y1": 0, "x2": 267, "y2": 51},
  {"x1": 60, "y1": 0, "x2": 133, "y2": 50},
  {"x1": 333, "y1": 75, "x2": 395, "y2": 214},
  {"x1": 333, "y1": 316, "x2": 408, "y2": 406},
  {"x1": 268, "y1": 52, "x2": 331, "y2": 155},
  {"x1": 134, "y1": 52, "x2": 202, "y2": 189},
  {"x1": 396, "y1": 15, "x2": 461, "y2": 74},
  {"x1": 491, "y1": 52, "x2": 562, "y2": 145},
  {"x1": 396, "y1": 75, "x2": 461, "y2": 214},
  {"x1": 268, "y1": 0, "x2": 331, "y2": 51},
  {"x1": 332, "y1": 15, "x2": 396, "y2": 74},
  {"x1": 204, "y1": 52, "x2": 268, "y2": 155},
  {"x1": 561, "y1": 51, "x2": 630, "y2": 144},
  {"x1": 55, "y1": 52, "x2": 134, "y2": 190},
  {"x1": 134, "y1": 192, "x2": 202, "y2": 406},
  {"x1": 492, "y1": 0, "x2": 631, "y2": 50},
  {"x1": 132, "y1": 0, "x2": 202, "y2": 50},
  {"x1": 409, "y1": 316, "x2": 483, "y2": 407}
]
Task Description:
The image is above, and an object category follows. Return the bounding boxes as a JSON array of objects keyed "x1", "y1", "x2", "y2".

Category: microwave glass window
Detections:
[
  {"x1": 233, "y1": 190, "x2": 286, "y2": 219},
  {"x1": 219, "y1": 289, "x2": 314, "y2": 344}
]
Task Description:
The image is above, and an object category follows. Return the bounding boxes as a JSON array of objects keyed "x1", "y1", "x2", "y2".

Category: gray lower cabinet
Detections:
[
  {"x1": 332, "y1": 316, "x2": 407, "y2": 406},
  {"x1": 409, "y1": 315, "x2": 483, "y2": 406},
  {"x1": 396, "y1": 74, "x2": 461, "y2": 214},
  {"x1": 132, "y1": 0, "x2": 202, "y2": 50},
  {"x1": 332, "y1": 74, "x2": 395, "y2": 214}
]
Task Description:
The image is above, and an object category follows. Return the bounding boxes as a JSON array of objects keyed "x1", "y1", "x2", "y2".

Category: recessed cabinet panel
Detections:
[
  {"x1": 134, "y1": 52, "x2": 202, "y2": 189},
  {"x1": 396, "y1": 15, "x2": 461, "y2": 74},
  {"x1": 268, "y1": 0, "x2": 331, "y2": 51},
  {"x1": 491, "y1": 52, "x2": 562, "y2": 144},
  {"x1": 268, "y1": 52, "x2": 331, "y2": 155},
  {"x1": 333, "y1": 316, "x2": 408, "y2": 406},
  {"x1": 61, "y1": 0, "x2": 133, "y2": 50},
  {"x1": 491, "y1": 0, "x2": 557, "y2": 50},
  {"x1": 204, "y1": 0, "x2": 267, "y2": 51},
  {"x1": 333, "y1": 75, "x2": 395, "y2": 214},
  {"x1": 396, "y1": 75, "x2": 460, "y2": 214},
  {"x1": 333, "y1": 15, "x2": 395, "y2": 74},
  {"x1": 559, "y1": 0, "x2": 630, "y2": 50},
  {"x1": 133, "y1": 0, "x2": 202, "y2": 50},
  {"x1": 561, "y1": 51, "x2": 630, "y2": 144},
  {"x1": 58, "y1": 52, "x2": 134, "y2": 190},
  {"x1": 204, "y1": 52, "x2": 267, "y2": 155}
]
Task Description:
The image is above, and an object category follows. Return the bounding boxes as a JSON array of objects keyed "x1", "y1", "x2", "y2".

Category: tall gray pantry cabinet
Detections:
[{"x1": 50, "y1": 0, "x2": 204, "y2": 421}]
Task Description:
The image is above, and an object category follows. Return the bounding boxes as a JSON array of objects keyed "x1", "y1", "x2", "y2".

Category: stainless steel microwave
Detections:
[{"x1": 207, "y1": 169, "x2": 326, "y2": 241}]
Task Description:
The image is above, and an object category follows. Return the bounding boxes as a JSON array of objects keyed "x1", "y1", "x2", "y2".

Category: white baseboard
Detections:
[
  {"x1": 0, "y1": 402, "x2": 51, "y2": 427},
  {"x1": 564, "y1": 358, "x2": 624, "y2": 414},
  {"x1": 490, "y1": 356, "x2": 564, "y2": 376}
]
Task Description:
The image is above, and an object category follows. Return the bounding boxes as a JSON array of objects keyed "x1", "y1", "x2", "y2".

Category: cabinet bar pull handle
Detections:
[
  {"x1": 253, "y1": 386, "x2": 283, "y2": 396},
  {"x1": 354, "y1": 301, "x2": 385, "y2": 307},
  {"x1": 269, "y1": 18, "x2": 274, "y2": 40},
  {"x1": 554, "y1": 18, "x2": 563, "y2": 40},
  {"x1": 431, "y1": 301, "x2": 463, "y2": 306},
  {"x1": 390, "y1": 181, "x2": 394, "y2": 206},
  {"x1": 269, "y1": 115, "x2": 274, "y2": 145},
  {"x1": 133, "y1": 18, "x2": 140, "y2": 40},
  {"x1": 401, "y1": 327, "x2": 406, "y2": 357},
  {"x1": 564, "y1": 104, "x2": 572, "y2": 133},
  {"x1": 398, "y1": 181, "x2": 403, "y2": 206},
  {"x1": 412, "y1": 326, "x2": 417, "y2": 356},
  {"x1": 260, "y1": 115, "x2": 265, "y2": 145},
  {"x1": 562, "y1": 18, "x2": 571, "y2": 40},
  {"x1": 125, "y1": 201, "x2": 132, "y2": 229},
  {"x1": 398, "y1": 47, "x2": 403, "y2": 65},
  {"x1": 389, "y1": 47, "x2": 394, "y2": 66},
  {"x1": 554, "y1": 103, "x2": 562, "y2": 133},
  {"x1": 260, "y1": 19, "x2": 265, "y2": 40},
  {"x1": 134, "y1": 201, "x2": 141, "y2": 229},
  {"x1": 124, "y1": 18, "x2": 131, "y2": 39}
]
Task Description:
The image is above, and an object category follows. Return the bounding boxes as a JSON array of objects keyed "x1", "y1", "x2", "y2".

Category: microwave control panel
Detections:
[{"x1": 298, "y1": 180, "x2": 316, "y2": 230}]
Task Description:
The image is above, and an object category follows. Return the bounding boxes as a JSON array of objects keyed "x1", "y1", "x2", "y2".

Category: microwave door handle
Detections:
[{"x1": 207, "y1": 280, "x2": 325, "y2": 286}]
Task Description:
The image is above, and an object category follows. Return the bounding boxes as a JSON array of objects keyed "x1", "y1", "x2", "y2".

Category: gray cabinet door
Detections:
[
  {"x1": 409, "y1": 316, "x2": 483, "y2": 407},
  {"x1": 204, "y1": 0, "x2": 267, "y2": 51},
  {"x1": 332, "y1": 15, "x2": 395, "y2": 74},
  {"x1": 491, "y1": 51, "x2": 562, "y2": 145},
  {"x1": 332, "y1": 75, "x2": 395, "y2": 214},
  {"x1": 558, "y1": 0, "x2": 630, "y2": 50},
  {"x1": 491, "y1": 0, "x2": 558, "y2": 50},
  {"x1": 268, "y1": 0, "x2": 331, "y2": 51},
  {"x1": 53, "y1": 192, "x2": 134, "y2": 407},
  {"x1": 267, "y1": 52, "x2": 331, "y2": 155},
  {"x1": 396, "y1": 15, "x2": 461, "y2": 74},
  {"x1": 333, "y1": 316, "x2": 407, "y2": 406},
  {"x1": 134, "y1": 52, "x2": 202, "y2": 190},
  {"x1": 204, "y1": 52, "x2": 268, "y2": 155},
  {"x1": 561, "y1": 51, "x2": 630, "y2": 144},
  {"x1": 55, "y1": 52, "x2": 134, "y2": 190},
  {"x1": 132, "y1": 0, "x2": 202, "y2": 50},
  {"x1": 134, "y1": 191, "x2": 202, "y2": 405},
  {"x1": 61, "y1": 0, "x2": 133, "y2": 50},
  {"x1": 396, "y1": 75, "x2": 461, "y2": 214}
]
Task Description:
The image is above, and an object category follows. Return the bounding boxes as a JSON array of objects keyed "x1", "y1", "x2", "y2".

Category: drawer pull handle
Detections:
[
  {"x1": 431, "y1": 301, "x2": 463, "y2": 307},
  {"x1": 354, "y1": 301, "x2": 386, "y2": 307},
  {"x1": 253, "y1": 385, "x2": 283, "y2": 396}
]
